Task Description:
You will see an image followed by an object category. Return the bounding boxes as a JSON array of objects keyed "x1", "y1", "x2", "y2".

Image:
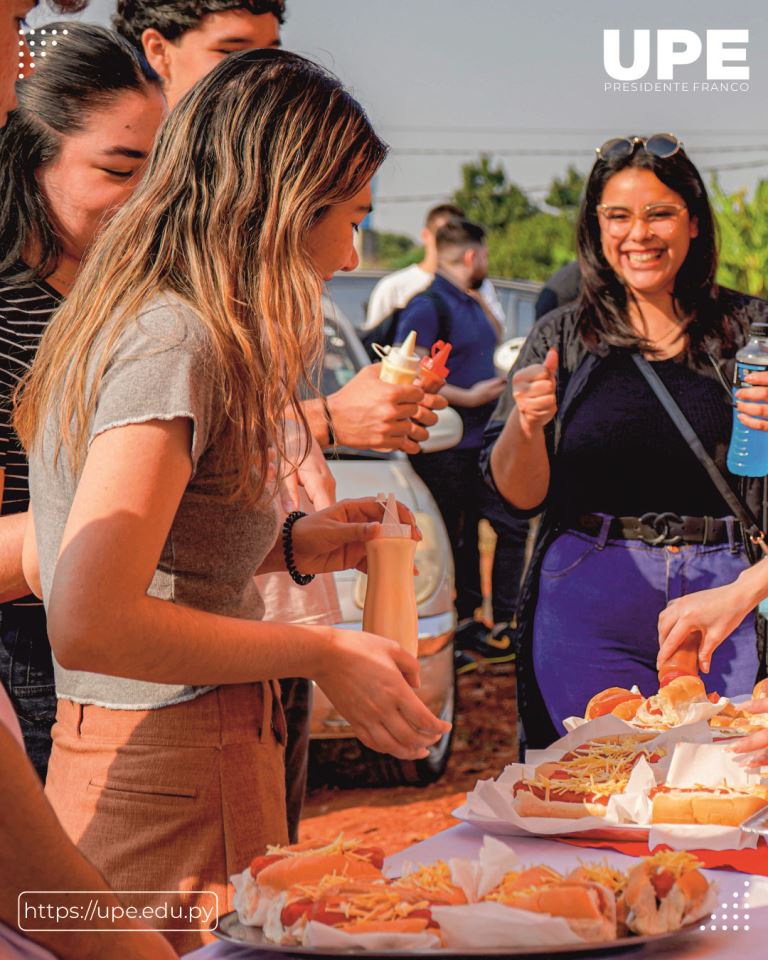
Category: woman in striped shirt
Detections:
[{"x1": 0, "y1": 22, "x2": 164, "y2": 779}]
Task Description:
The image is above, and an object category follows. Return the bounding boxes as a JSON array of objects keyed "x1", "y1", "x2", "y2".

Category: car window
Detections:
[{"x1": 322, "y1": 322, "x2": 361, "y2": 395}]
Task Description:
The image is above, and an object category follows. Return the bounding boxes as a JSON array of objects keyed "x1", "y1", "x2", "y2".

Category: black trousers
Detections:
[
  {"x1": 0, "y1": 605, "x2": 56, "y2": 783},
  {"x1": 279, "y1": 676, "x2": 312, "y2": 843},
  {"x1": 409, "y1": 448, "x2": 529, "y2": 622}
]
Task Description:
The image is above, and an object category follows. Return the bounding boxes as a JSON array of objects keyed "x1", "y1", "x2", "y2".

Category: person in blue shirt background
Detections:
[{"x1": 396, "y1": 219, "x2": 529, "y2": 667}]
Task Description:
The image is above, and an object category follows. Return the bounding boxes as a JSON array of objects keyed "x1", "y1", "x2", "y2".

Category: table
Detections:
[{"x1": 188, "y1": 824, "x2": 768, "y2": 959}]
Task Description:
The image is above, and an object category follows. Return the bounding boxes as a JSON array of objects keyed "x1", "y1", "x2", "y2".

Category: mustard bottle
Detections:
[{"x1": 374, "y1": 330, "x2": 421, "y2": 385}]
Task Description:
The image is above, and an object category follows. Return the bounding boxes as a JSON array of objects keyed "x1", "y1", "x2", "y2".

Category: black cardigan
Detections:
[{"x1": 480, "y1": 287, "x2": 768, "y2": 751}]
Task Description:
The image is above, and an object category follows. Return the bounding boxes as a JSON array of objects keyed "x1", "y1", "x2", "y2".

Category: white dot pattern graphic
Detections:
[{"x1": 701, "y1": 879, "x2": 751, "y2": 933}]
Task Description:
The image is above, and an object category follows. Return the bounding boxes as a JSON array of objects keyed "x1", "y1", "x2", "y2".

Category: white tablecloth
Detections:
[{"x1": 187, "y1": 823, "x2": 768, "y2": 959}]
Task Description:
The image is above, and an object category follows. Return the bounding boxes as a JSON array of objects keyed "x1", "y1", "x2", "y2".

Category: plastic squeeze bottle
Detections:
[
  {"x1": 362, "y1": 493, "x2": 419, "y2": 657},
  {"x1": 658, "y1": 634, "x2": 700, "y2": 687},
  {"x1": 418, "y1": 340, "x2": 452, "y2": 394},
  {"x1": 376, "y1": 330, "x2": 421, "y2": 385},
  {"x1": 727, "y1": 319, "x2": 768, "y2": 476}
]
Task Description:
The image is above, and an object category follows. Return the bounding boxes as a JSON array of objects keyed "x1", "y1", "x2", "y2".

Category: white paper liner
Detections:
[
  {"x1": 396, "y1": 836, "x2": 521, "y2": 903},
  {"x1": 230, "y1": 866, "x2": 277, "y2": 927},
  {"x1": 303, "y1": 922, "x2": 441, "y2": 950},
  {"x1": 460, "y1": 754, "x2": 656, "y2": 838},
  {"x1": 647, "y1": 740, "x2": 764, "y2": 849},
  {"x1": 431, "y1": 902, "x2": 585, "y2": 950},
  {"x1": 526, "y1": 715, "x2": 713, "y2": 782},
  {"x1": 411, "y1": 839, "x2": 610, "y2": 949},
  {"x1": 564, "y1": 697, "x2": 727, "y2": 733}
]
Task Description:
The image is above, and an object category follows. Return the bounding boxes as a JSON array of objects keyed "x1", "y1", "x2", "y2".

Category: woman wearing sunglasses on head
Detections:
[{"x1": 482, "y1": 133, "x2": 768, "y2": 749}]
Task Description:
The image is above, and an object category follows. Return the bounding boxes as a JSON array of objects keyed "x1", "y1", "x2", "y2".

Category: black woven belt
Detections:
[{"x1": 569, "y1": 512, "x2": 739, "y2": 547}]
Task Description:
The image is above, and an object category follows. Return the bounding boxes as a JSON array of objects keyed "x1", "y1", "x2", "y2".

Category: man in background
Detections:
[
  {"x1": 395, "y1": 220, "x2": 529, "y2": 668},
  {"x1": 365, "y1": 202, "x2": 506, "y2": 335},
  {"x1": 114, "y1": 0, "x2": 284, "y2": 108}
]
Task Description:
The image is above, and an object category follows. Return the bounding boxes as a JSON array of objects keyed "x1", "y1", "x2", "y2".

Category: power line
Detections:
[
  {"x1": 374, "y1": 159, "x2": 768, "y2": 204},
  {"x1": 380, "y1": 124, "x2": 768, "y2": 137},
  {"x1": 391, "y1": 144, "x2": 768, "y2": 158}
]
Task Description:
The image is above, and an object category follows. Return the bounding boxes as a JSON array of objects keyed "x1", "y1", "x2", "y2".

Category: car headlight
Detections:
[{"x1": 353, "y1": 510, "x2": 447, "y2": 609}]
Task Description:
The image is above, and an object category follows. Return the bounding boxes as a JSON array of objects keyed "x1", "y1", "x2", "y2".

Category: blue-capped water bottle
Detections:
[{"x1": 727, "y1": 320, "x2": 768, "y2": 476}]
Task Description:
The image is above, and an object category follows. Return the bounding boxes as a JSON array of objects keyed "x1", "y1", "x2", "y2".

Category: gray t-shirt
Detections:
[{"x1": 29, "y1": 293, "x2": 280, "y2": 709}]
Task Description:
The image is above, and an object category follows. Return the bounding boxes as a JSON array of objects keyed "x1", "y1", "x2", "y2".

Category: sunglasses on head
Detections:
[{"x1": 595, "y1": 133, "x2": 684, "y2": 162}]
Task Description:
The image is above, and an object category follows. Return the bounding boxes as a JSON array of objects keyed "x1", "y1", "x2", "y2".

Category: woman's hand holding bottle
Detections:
[
  {"x1": 312, "y1": 628, "x2": 451, "y2": 761},
  {"x1": 512, "y1": 347, "x2": 559, "y2": 438},
  {"x1": 290, "y1": 497, "x2": 419, "y2": 574}
]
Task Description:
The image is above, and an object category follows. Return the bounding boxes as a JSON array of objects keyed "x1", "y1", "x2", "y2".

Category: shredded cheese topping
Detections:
[
  {"x1": 645, "y1": 850, "x2": 703, "y2": 878},
  {"x1": 520, "y1": 759, "x2": 632, "y2": 800},
  {"x1": 265, "y1": 833, "x2": 373, "y2": 862},
  {"x1": 572, "y1": 860, "x2": 628, "y2": 893},
  {"x1": 484, "y1": 866, "x2": 563, "y2": 904},
  {"x1": 394, "y1": 861, "x2": 456, "y2": 895}
]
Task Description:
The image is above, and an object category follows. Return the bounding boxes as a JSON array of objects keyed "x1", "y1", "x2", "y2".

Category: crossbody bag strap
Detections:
[{"x1": 632, "y1": 352, "x2": 768, "y2": 556}]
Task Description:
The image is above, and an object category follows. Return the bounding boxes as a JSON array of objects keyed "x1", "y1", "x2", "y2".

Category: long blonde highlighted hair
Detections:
[{"x1": 14, "y1": 49, "x2": 387, "y2": 505}]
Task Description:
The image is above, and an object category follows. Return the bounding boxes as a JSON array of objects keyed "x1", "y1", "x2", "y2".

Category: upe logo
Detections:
[{"x1": 603, "y1": 29, "x2": 749, "y2": 81}]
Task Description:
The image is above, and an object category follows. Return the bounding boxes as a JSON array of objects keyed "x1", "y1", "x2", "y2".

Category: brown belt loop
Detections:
[
  {"x1": 75, "y1": 702, "x2": 84, "y2": 737},
  {"x1": 701, "y1": 515, "x2": 711, "y2": 546}
]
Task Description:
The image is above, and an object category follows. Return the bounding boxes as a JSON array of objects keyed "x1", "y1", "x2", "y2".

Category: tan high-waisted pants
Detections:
[{"x1": 45, "y1": 682, "x2": 287, "y2": 955}]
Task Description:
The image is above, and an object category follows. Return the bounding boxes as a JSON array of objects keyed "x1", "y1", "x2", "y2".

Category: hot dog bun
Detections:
[
  {"x1": 485, "y1": 871, "x2": 616, "y2": 942},
  {"x1": 257, "y1": 853, "x2": 384, "y2": 893},
  {"x1": 651, "y1": 786, "x2": 768, "y2": 826},
  {"x1": 657, "y1": 675, "x2": 706, "y2": 708},
  {"x1": 621, "y1": 851, "x2": 709, "y2": 936},
  {"x1": 585, "y1": 688, "x2": 642, "y2": 720},
  {"x1": 513, "y1": 791, "x2": 609, "y2": 819},
  {"x1": 334, "y1": 918, "x2": 432, "y2": 935},
  {"x1": 611, "y1": 698, "x2": 643, "y2": 721},
  {"x1": 753, "y1": 677, "x2": 768, "y2": 700},
  {"x1": 393, "y1": 861, "x2": 467, "y2": 905}
]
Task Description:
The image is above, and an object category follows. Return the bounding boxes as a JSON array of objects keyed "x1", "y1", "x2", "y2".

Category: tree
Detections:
[
  {"x1": 711, "y1": 177, "x2": 768, "y2": 297},
  {"x1": 489, "y1": 213, "x2": 576, "y2": 282},
  {"x1": 449, "y1": 157, "x2": 578, "y2": 281},
  {"x1": 452, "y1": 156, "x2": 536, "y2": 231},
  {"x1": 545, "y1": 165, "x2": 585, "y2": 215},
  {"x1": 366, "y1": 230, "x2": 421, "y2": 270}
]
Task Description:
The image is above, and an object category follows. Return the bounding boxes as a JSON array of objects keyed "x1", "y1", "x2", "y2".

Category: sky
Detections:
[{"x1": 30, "y1": 0, "x2": 768, "y2": 239}]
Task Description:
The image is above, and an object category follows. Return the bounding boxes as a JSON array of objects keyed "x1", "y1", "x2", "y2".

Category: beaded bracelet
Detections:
[{"x1": 282, "y1": 510, "x2": 314, "y2": 586}]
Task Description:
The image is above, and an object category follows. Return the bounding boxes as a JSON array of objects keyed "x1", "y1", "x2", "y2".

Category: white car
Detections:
[{"x1": 309, "y1": 300, "x2": 457, "y2": 786}]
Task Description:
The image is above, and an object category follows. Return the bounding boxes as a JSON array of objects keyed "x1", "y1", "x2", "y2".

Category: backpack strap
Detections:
[{"x1": 421, "y1": 289, "x2": 452, "y2": 346}]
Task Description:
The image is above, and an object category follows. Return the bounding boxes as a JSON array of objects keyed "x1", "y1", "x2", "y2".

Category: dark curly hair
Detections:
[
  {"x1": 114, "y1": 1, "x2": 287, "y2": 51},
  {"x1": 0, "y1": 23, "x2": 160, "y2": 284},
  {"x1": 576, "y1": 141, "x2": 727, "y2": 358}
]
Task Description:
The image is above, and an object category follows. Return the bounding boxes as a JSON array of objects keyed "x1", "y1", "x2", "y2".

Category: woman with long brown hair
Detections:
[
  {"x1": 15, "y1": 48, "x2": 449, "y2": 952},
  {"x1": 482, "y1": 134, "x2": 768, "y2": 752}
]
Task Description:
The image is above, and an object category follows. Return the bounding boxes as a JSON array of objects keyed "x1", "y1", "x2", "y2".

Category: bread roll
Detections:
[
  {"x1": 652, "y1": 788, "x2": 768, "y2": 826},
  {"x1": 257, "y1": 853, "x2": 383, "y2": 892},
  {"x1": 585, "y1": 687, "x2": 641, "y2": 720}
]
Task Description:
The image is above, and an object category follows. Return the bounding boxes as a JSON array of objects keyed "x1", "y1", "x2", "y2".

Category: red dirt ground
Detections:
[{"x1": 300, "y1": 662, "x2": 518, "y2": 856}]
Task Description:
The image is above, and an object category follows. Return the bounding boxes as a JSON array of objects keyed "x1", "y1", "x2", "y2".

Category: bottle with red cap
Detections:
[{"x1": 418, "y1": 340, "x2": 452, "y2": 394}]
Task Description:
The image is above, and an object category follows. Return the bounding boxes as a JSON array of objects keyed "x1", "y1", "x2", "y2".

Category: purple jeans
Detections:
[{"x1": 532, "y1": 517, "x2": 759, "y2": 733}]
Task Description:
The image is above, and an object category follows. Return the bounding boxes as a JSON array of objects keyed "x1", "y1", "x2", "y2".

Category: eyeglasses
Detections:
[
  {"x1": 595, "y1": 133, "x2": 684, "y2": 162},
  {"x1": 596, "y1": 202, "x2": 688, "y2": 238}
]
